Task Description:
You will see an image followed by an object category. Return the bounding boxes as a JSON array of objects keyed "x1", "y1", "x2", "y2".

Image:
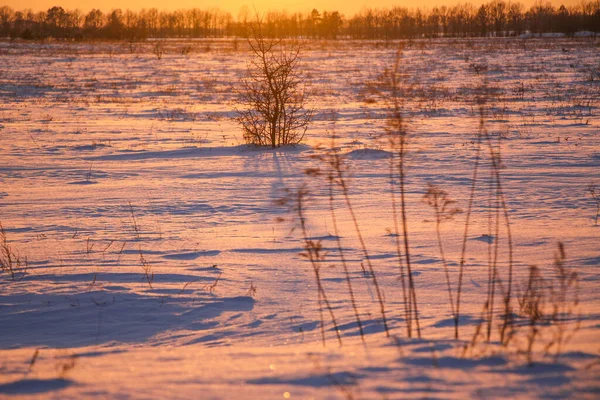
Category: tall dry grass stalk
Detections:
[
  {"x1": 288, "y1": 46, "x2": 579, "y2": 361},
  {"x1": 382, "y1": 48, "x2": 421, "y2": 338},
  {"x1": 327, "y1": 129, "x2": 366, "y2": 342},
  {"x1": 295, "y1": 115, "x2": 390, "y2": 341},
  {"x1": 128, "y1": 202, "x2": 154, "y2": 289},
  {"x1": 423, "y1": 184, "x2": 462, "y2": 338},
  {"x1": 330, "y1": 152, "x2": 390, "y2": 337},
  {"x1": 455, "y1": 108, "x2": 483, "y2": 340},
  {"x1": 296, "y1": 186, "x2": 343, "y2": 347},
  {"x1": 514, "y1": 242, "x2": 580, "y2": 365},
  {"x1": 545, "y1": 242, "x2": 580, "y2": 360}
]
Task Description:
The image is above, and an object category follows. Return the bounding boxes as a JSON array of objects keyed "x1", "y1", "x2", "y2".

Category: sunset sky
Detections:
[{"x1": 2, "y1": 0, "x2": 583, "y2": 15}]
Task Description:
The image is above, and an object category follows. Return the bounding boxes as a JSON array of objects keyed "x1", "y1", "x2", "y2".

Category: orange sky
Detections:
[{"x1": 2, "y1": 0, "x2": 583, "y2": 15}]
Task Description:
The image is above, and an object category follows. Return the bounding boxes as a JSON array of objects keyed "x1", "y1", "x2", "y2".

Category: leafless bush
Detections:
[
  {"x1": 181, "y1": 45, "x2": 192, "y2": 56},
  {"x1": 152, "y1": 40, "x2": 165, "y2": 60},
  {"x1": 469, "y1": 62, "x2": 488, "y2": 75},
  {"x1": 126, "y1": 38, "x2": 139, "y2": 54},
  {"x1": 235, "y1": 20, "x2": 312, "y2": 148}
]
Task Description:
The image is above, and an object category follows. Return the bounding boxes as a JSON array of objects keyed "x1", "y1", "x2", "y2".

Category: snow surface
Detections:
[{"x1": 0, "y1": 37, "x2": 599, "y2": 399}]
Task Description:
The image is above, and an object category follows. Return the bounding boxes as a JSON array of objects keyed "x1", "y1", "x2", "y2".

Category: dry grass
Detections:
[{"x1": 0, "y1": 222, "x2": 28, "y2": 281}]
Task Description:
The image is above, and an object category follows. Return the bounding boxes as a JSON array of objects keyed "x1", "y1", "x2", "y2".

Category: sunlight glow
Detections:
[{"x1": 2, "y1": 0, "x2": 584, "y2": 15}]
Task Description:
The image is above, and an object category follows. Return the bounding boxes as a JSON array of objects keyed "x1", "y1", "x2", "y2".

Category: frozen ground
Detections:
[{"x1": 0, "y1": 37, "x2": 599, "y2": 398}]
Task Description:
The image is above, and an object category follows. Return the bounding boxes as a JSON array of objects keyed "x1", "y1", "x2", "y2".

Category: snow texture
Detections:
[{"x1": 0, "y1": 37, "x2": 599, "y2": 399}]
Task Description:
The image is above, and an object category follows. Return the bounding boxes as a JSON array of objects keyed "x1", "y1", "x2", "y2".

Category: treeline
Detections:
[{"x1": 0, "y1": 1, "x2": 598, "y2": 40}]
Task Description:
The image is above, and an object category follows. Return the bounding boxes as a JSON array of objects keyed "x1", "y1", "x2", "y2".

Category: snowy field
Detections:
[{"x1": 0, "y1": 37, "x2": 599, "y2": 398}]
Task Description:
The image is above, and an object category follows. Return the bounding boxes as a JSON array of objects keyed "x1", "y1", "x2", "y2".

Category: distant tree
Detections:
[
  {"x1": 507, "y1": 2, "x2": 525, "y2": 35},
  {"x1": 0, "y1": 6, "x2": 14, "y2": 36},
  {"x1": 308, "y1": 9, "x2": 321, "y2": 37},
  {"x1": 488, "y1": 0, "x2": 507, "y2": 36},
  {"x1": 106, "y1": 9, "x2": 125, "y2": 39},
  {"x1": 477, "y1": 4, "x2": 489, "y2": 36},
  {"x1": 326, "y1": 11, "x2": 343, "y2": 39},
  {"x1": 1, "y1": 1, "x2": 598, "y2": 41},
  {"x1": 528, "y1": 1, "x2": 556, "y2": 33},
  {"x1": 46, "y1": 6, "x2": 66, "y2": 36}
]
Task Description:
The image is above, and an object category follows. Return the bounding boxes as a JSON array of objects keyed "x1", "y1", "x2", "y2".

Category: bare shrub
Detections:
[
  {"x1": 181, "y1": 45, "x2": 192, "y2": 56},
  {"x1": 469, "y1": 62, "x2": 488, "y2": 75},
  {"x1": 126, "y1": 37, "x2": 139, "y2": 54},
  {"x1": 235, "y1": 21, "x2": 312, "y2": 148},
  {"x1": 152, "y1": 40, "x2": 165, "y2": 60}
]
